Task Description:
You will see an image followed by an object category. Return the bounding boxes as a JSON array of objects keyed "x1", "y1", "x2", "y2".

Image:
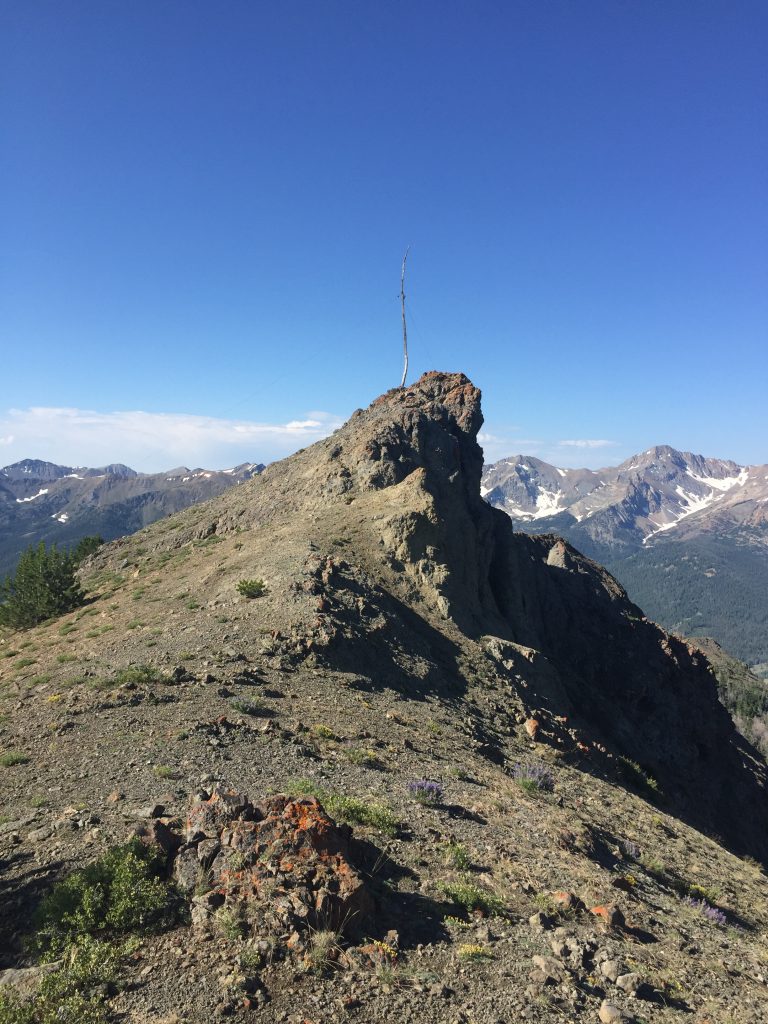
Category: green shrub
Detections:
[
  {"x1": 0, "y1": 752, "x2": 30, "y2": 767},
  {"x1": 231, "y1": 698, "x2": 269, "y2": 717},
  {"x1": 0, "y1": 935, "x2": 122, "y2": 1024},
  {"x1": 113, "y1": 665, "x2": 165, "y2": 686},
  {"x1": 34, "y1": 839, "x2": 178, "y2": 952},
  {"x1": 618, "y1": 755, "x2": 660, "y2": 797},
  {"x1": 327, "y1": 795, "x2": 398, "y2": 835},
  {"x1": 458, "y1": 943, "x2": 494, "y2": 961},
  {"x1": 440, "y1": 880, "x2": 505, "y2": 917},
  {"x1": 0, "y1": 542, "x2": 85, "y2": 630},
  {"x1": 237, "y1": 578, "x2": 266, "y2": 599},
  {"x1": 445, "y1": 841, "x2": 471, "y2": 870},
  {"x1": 312, "y1": 724, "x2": 337, "y2": 740},
  {"x1": 345, "y1": 747, "x2": 384, "y2": 769}
]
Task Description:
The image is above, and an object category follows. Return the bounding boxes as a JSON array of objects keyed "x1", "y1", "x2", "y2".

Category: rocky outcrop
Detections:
[
  {"x1": 256, "y1": 371, "x2": 768, "y2": 862},
  {"x1": 90, "y1": 371, "x2": 768, "y2": 863},
  {"x1": 172, "y1": 787, "x2": 372, "y2": 949}
]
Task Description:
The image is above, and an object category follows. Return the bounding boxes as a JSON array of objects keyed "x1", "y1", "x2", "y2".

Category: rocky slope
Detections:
[
  {"x1": 1, "y1": 373, "x2": 767, "y2": 1024},
  {"x1": 482, "y1": 448, "x2": 768, "y2": 669},
  {"x1": 0, "y1": 458, "x2": 264, "y2": 578}
]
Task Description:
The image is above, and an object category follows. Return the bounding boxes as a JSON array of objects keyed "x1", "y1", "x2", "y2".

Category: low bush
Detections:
[
  {"x1": 0, "y1": 835, "x2": 178, "y2": 1024},
  {"x1": 683, "y1": 896, "x2": 727, "y2": 927},
  {"x1": 113, "y1": 665, "x2": 166, "y2": 686},
  {"x1": 287, "y1": 780, "x2": 399, "y2": 836},
  {"x1": 0, "y1": 752, "x2": 30, "y2": 767},
  {"x1": 34, "y1": 838, "x2": 178, "y2": 952},
  {"x1": 445, "y1": 841, "x2": 471, "y2": 870},
  {"x1": 509, "y1": 762, "x2": 554, "y2": 794},
  {"x1": 237, "y1": 578, "x2": 266, "y2": 599},
  {"x1": 458, "y1": 943, "x2": 494, "y2": 961},
  {"x1": 617, "y1": 755, "x2": 660, "y2": 797},
  {"x1": 440, "y1": 880, "x2": 505, "y2": 916},
  {"x1": 345, "y1": 748, "x2": 385, "y2": 769},
  {"x1": 231, "y1": 698, "x2": 270, "y2": 717},
  {"x1": 0, "y1": 935, "x2": 123, "y2": 1024}
]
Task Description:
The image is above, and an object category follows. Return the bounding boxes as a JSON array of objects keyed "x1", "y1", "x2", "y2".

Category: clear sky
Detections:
[{"x1": 1, "y1": 1, "x2": 766, "y2": 471}]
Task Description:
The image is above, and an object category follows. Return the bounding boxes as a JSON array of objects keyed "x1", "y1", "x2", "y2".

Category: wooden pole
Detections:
[{"x1": 400, "y1": 246, "x2": 410, "y2": 388}]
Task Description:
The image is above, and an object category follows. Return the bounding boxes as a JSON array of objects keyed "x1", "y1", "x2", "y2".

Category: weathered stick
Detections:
[{"x1": 400, "y1": 246, "x2": 410, "y2": 388}]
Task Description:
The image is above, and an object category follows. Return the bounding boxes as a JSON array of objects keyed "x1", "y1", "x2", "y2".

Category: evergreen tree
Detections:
[
  {"x1": 0, "y1": 541, "x2": 85, "y2": 630},
  {"x1": 71, "y1": 535, "x2": 104, "y2": 566}
]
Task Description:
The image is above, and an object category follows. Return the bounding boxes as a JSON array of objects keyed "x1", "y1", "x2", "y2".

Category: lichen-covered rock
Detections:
[{"x1": 175, "y1": 786, "x2": 372, "y2": 945}]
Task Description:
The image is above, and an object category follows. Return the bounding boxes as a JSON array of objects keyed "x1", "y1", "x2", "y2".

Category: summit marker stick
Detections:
[{"x1": 400, "y1": 246, "x2": 410, "y2": 388}]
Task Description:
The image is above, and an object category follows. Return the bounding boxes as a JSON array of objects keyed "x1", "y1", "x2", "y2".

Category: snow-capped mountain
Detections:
[
  {"x1": 482, "y1": 446, "x2": 768, "y2": 671},
  {"x1": 482, "y1": 446, "x2": 766, "y2": 548},
  {"x1": 0, "y1": 459, "x2": 264, "y2": 577}
]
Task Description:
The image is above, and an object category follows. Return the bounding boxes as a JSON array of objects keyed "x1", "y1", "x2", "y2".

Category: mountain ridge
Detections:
[
  {"x1": 73, "y1": 373, "x2": 768, "y2": 861},
  {"x1": 0, "y1": 458, "x2": 264, "y2": 578},
  {"x1": 482, "y1": 446, "x2": 768, "y2": 669},
  {"x1": 2, "y1": 372, "x2": 768, "y2": 1022}
]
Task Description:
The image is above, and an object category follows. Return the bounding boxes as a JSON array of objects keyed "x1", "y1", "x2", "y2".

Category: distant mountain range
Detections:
[
  {"x1": 0, "y1": 458, "x2": 263, "y2": 577},
  {"x1": 4, "y1": 446, "x2": 766, "y2": 674},
  {"x1": 482, "y1": 446, "x2": 768, "y2": 673}
]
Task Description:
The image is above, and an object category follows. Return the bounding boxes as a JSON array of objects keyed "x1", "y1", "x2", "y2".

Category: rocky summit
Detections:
[{"x1": 1, "y1": 371, "x2": 768, "y2": 1023}]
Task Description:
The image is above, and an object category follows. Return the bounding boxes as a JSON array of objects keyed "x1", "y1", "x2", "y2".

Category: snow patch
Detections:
[
  {"x1": 643, "y1": 485, "x2": 718, "y2": 544},
  {"x1": 533, "y1": 488, "x2": 564, "y2": 518},
  {"x1": 687, "y1": 468, "x2": 748, "y2": 491},
  {"x1": 15, "y1": 488, "x2": 48, "y2": 503}
]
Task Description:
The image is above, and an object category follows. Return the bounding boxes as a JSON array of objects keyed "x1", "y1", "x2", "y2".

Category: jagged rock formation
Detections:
[
  {"x1": 3, "y1": 372, "x2": 768, "y2": 1023},
  {"x1": 92, "y1": 370, "x2": 768, "y2": 862}
]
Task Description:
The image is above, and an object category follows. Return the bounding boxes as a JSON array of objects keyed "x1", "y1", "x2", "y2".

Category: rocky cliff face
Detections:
[
  {"x1": 125, "y1": 370, "x2": 768, "y2": 862},
  {"x1": 323, "y1": 375, "x2": 768, "y2": 861}
]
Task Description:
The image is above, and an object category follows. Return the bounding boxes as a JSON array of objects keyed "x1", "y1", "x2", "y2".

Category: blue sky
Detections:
[{"x1": 1, "y1": 1, "x2": 766, "y2": 471}]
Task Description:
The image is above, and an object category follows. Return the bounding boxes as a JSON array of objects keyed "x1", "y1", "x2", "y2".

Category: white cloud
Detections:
[
  {"x1": 0, "y1": 407, "x2": 344, "y2": 473},
  {"x1": 558, "y1": 439, "x2": 618, "y2": 449},
  {"x1": 478, "y1": 431, "x2": 544, "y2": 463},
  {"x1": 478, "y1": 425, "x2": 627, "y2": 469}
]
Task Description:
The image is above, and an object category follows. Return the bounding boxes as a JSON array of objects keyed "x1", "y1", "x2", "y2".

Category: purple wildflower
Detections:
[
  {"x1": 621, "y1": 840, "x2": 641, "y2": 860},
  {"x1": 407, "y1": 779, "x2": 444, "y2": 806},
  {"x1": 510, "y1": 762, "x2": 554, "y2": 793},
  {"x1": 684, "y1": 897, "x2": 727, "y2": 927}
]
